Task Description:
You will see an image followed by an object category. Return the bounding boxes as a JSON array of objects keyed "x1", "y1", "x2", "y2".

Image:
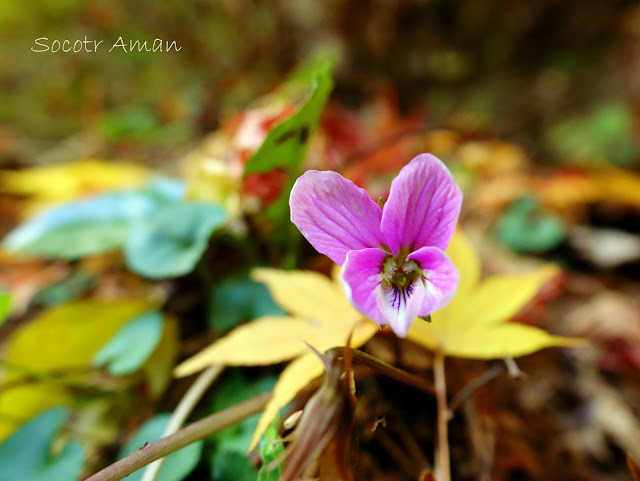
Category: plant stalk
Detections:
[
  {"x1": 84, "y1": 391, "x2": 271, "y2": 481},
  {"x1": 139, "y1": 365, "x2": 224, "y2": 481},
  {"x1": 433, "y1": 348, "x2": 450, "y2": 481}
]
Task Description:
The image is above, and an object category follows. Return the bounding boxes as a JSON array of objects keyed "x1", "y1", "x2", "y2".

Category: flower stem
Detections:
[
  {"x1": 330, "y1": 347, "x2": 434, "y2": 394},
  {"x1": 433, "y1": 348, "x2": 450, "y2": 481},
  {"x1": 84, "y1": 391, "x2": 271, "y2": 481},
  {"x1": 139, "y1": 365, "x2": 224, "y2": 481}
]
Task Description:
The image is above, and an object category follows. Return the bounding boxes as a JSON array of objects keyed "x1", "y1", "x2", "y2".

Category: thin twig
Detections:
[
  {"x1": 433, "y1": 349, "x2": 450, "y2": 481},
  {"x1": 139, "y1": 365, "x2": 224, "y2": 481},
  {"x1": 447, "y1": 364, "x2": 504, "y2": 418},
  {"x1": 84, "y1": 391, "x2": 271, "y2": 481},
  {"x1": 331, "y1": 347, "x2": 434, "y2": 394}
]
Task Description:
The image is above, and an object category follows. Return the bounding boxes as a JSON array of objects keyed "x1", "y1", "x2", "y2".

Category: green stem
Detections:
[{"x1": 84, "y1": 391, "x2": 271, "y2": 481}]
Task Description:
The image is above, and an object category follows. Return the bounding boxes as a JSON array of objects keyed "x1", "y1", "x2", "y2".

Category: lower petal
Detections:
[
  {"x1": 377, "y1": 278, "x2": 428, "y2": 337},
  {"x1": 342, "y1": 248, "x2": 432, "y2": 337},
  {"x1": 407, "y1": 246, "x2": 459, "y2": 315}
]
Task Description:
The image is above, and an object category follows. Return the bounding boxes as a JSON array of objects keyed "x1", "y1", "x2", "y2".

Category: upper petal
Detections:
[
  {"x1": 381, "y1": 154, "x2": 462, "y2": 256},
  {"x1": 290, "y1": 170, "x2": 385, "y2": 265},
  {"x1": 407, "y1": 245, "x2": 460, "y2": 316}
]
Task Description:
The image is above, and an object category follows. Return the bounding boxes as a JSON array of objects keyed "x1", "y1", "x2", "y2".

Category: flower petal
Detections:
[
  {"x1": 341, "y1": 247, "x2": 430, "y2": 337},
  {"x1": 407, "y1": 245, "x2": 459, "y2": 316},
  {"x1": 341, "y1": 247, "x2": 388, "y2": 327},
  {"x1": 381, "y1": 154, "x2": 462, "y2": 256},
  {"x1": 290, "y1": 170, "x2": 385, "y2": 265},
  {"x1": 378, "y1": 278, "x2": 428, "y2": 337}
]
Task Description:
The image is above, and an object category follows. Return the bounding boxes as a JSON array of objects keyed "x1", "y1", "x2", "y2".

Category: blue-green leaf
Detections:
[
  {"x1": 496, "y1": 196, "x2": 566, "y2": 253},
  {"x1": 0, "y1": 407, "x2": 85, "y2": 481},
  {"x1": 124, "y1": 202, "x2": 227, "y2": 279},
  {"x1": 93, "y1": 311, "x2": 164, "y2": 376},
  {"x1": 119, "y1": 414, "x2": 202, "y2": 481},
  {"x1": 2, "y1": 179, "x2": 184, "y2": 260},
  {"x1": 208, "y1": 271, "x2": 285, "y2": 331}
]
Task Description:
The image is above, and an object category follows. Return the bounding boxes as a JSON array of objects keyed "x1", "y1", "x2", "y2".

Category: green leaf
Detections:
[
  {"x1": 244, "y1": 58, "x2": 333, "y2": 221},
  {"x1": 30, "y1": 271, "x2": 97, "y2": 308},
  {"x1": 208, "y1": 271, "x2": 285, "y2": 331},
  {"x1": 93, "y1": 311, "x2": 164, "y2": 376},
  {"x1": 2, "y1": 180, "x2": 184, "y2": 260},
  {"x1": 0, "y1": 290, "x2": 11, "y2": 326},
  {"x1": 124, "y1": 202, "x2": 227, "y2": 279},
  {"x1": 257, "y1": 415, "x2": 284, "y2": 481},
  {"x1": 208, "y1": 372, "x2": 277, "y2": 481},
  {"x1": 496, "y1": 196, "x2": 566, "y2": 253},
  {"x1": 118, "y1": 414, "x2": 202, "y2": 481},
  {"x1": 544, "y1": 103, "x2": 638, "y2": 167},
  {"x1": 0, "y1": 407, "x2": 85, "y2": 481}
]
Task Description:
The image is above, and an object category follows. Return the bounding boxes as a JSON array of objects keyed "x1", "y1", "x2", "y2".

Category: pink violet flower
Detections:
[{"x1": 290, "y1": 153, "x2": 462, "y2": 337}]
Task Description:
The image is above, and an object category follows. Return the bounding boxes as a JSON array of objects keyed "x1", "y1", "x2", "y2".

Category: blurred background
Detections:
[{"x1": 1, "y1": 1, "x2": 640, "y2": 481}]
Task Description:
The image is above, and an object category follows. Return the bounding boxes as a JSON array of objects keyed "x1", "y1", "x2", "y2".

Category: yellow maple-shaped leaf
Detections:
[
  {"x1": 0, "y1": 298, "x2": 155, "y2": 441},
  {"x1": 174, "y1": 267, "x2": 378, "y2": 450},
  {"x1": 0, "y1": 159, "x2": 149, "y2": 217},
  {"x1": 407, "y1": 231, "x2": 585, "y2": 358}
]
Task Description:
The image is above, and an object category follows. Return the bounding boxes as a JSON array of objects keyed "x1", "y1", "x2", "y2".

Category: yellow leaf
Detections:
[
  {"x1": 458, "y1": 265, "x2": 559, "y2": 328},
  {"x1": 0, "y1": 159, "x2": 149, "y2": 217},
  {"x1": 0, "y1": 299, "x2": 154, "y2": 440},
  {"x1": 174, "y1": 316, "x2": 318, "y2": 375},
  {"x1": 249, "y1": 352, "x2": 324, "y2": 452},
  {"x1": 437, "y1": 324, "x2": 585, "y2": 359},
  {"x1": 407, "y1": 230, "x2": 584, "y2": 359},
  {"x1": 251, "y1": 269, "x2": 360, "y2": 325}
]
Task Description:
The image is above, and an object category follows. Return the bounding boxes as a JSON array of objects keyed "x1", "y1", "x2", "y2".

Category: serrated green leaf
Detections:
[
  {"x1": 0, "y1": 407, "x2": 85, "y2": 481},
  {"x1": 119, "y1": 414, "x2": 202, "y2": 481},
  {"x1": 244, "y1": 58, "x2": 333, "y2": 222},
  {"x1": 124, "y1": 202, "x2": 227, "y2": 279},
  {"x1": 93, "y1": 311, "x2": 164, "y2": 376}
]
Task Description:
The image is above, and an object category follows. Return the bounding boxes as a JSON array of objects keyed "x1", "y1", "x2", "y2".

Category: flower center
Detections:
[{"x1": 380, "y1": 256, "x2": 422, "y2": 310}]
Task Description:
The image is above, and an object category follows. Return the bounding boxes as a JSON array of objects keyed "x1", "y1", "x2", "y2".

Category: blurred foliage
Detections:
[
  {"x1": 1, "y1": 1, "x2": 640, "y2": 480},
  {"x1": 0, "y1": 407, "x2": 85, "y2": 481},
  {"x1": 208, "y1": 372, "x2": 277, "y2": 481}
]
